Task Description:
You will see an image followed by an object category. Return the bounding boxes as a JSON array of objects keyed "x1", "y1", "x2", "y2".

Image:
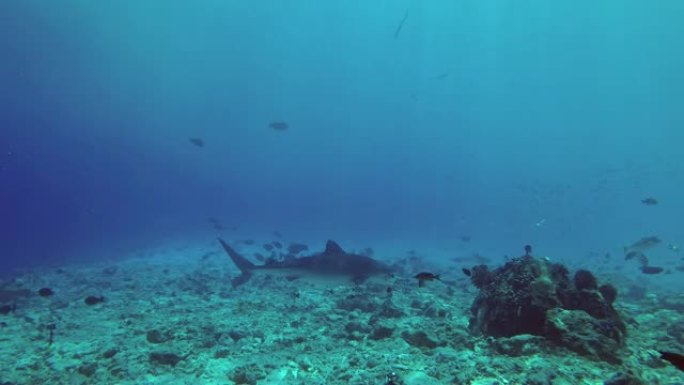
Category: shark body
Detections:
[{"x1": 218, "y1": 238, "x2": 394, "y2": 287}]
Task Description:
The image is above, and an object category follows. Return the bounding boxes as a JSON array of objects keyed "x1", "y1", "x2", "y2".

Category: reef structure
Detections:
[{"x1": 468, "y1": 249, "x2": 626, "y2": 363}]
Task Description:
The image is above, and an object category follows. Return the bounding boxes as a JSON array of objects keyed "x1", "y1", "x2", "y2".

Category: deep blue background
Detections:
[{"x1": 1, "y1": 0, "x2": 683, "y2": 272}]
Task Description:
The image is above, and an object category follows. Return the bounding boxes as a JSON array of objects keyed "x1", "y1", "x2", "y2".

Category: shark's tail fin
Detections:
[{"x1": 218, "y1": 238, "x2": 255, "y2": 273}]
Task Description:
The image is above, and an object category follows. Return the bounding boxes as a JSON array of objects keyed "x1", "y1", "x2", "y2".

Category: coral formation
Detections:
[{"x1": 468, "y1": 252, "x2": 626, "y2": 363}]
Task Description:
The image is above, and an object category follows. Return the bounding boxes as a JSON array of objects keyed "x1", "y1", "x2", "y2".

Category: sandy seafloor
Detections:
[{"x1": 1, "y1": 238, "x2": 683, "y2": 385}]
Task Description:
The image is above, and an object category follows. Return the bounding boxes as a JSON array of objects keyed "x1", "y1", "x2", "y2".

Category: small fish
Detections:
[
  {"x1": 84, "y1": 296, "x2": 105, "y2": 305},
  {"x1": 524, "y1": 245, "x2": 533, "y2": 257},
  {"x1": 189, "y1": 137, "x2": 205, "y2": 147},
  {"x1": 462, "y1": 268, "x2": 471, "y2": 277},
  {"x1": 414, "y1": 272, "x2": 440, "y2": 287},
  {"x1": 37, "y1": 288, "x2": 54, "y2": 297},
  {"x1": 641, "y1": 265, "x2": 664, "y2": 274},
  {"x1": 624, "y1": 250, "x2": 649, "y2": 266},
  {"x1": 641, "y1": 197, "x2": 658, "y2": 205},
  {"x1": 668, "y1": 244, "x2": 680, "y2": 253},
  {"x1": 626, "y1": 236, "x2": 661, "y2": 252},
  {"x1": 659, "y1": 351, "x2": 684, "y2": 371},
  {"x1": 269, "y1": 121, "x2": 289, "y2": 131}
]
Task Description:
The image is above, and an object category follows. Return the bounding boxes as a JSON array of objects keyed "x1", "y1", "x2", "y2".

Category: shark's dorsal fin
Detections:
[{"x1": 324, "y1": 240, "x2": 345, "y2": 255}]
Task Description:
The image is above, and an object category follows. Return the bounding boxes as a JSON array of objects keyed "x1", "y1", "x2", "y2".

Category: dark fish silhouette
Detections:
[
  {"x1": 37, "y1": 288, "x2": 54, "y2": 297},
  {"x1": 659, "y1": 351, "x2": 684, "y2": 371},
  {"x1": 189, "y1": 137, "x2": 205, "y2": 147},
  {"x1": 626, "y1": 236, "x2": 661, "y2": 252},
  {"x1": 218, "y1": 238, "x2": 394, "y2": 287},
  {"x1": 625, "y1": 250, "x2": 649, "y2": 265},
  {"x1": 524, "y1": 245, "x2": 533, "y2": 257},
  {"x1": 84, "y1": 296, "x2": 105, "y2": 305},
  {"x1": 269, "y1": 121, "x2": 289, "y2": 131},
  {"x1": 641, "y1": 197, "x2": 658, "y2": 205},
  {"x1": 394, "y1": 9, "x2": 409, "y2": 39},
  {"x1": 414, "y1": 272, "x2": 440, "y2": 287},
  {"x1": 462, "y1": 268, "x2": 471, "y2": 277},
  {"x1": 641, "y1": 265, "x2": 664, "y2": 274}
]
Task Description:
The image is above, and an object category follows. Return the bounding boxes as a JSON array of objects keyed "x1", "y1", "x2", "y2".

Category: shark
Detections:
[{"x1": 218, "y1": 238, "x2": 395, "y2": 287}]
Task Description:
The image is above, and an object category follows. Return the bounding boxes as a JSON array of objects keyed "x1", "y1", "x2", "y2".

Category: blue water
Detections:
[{"x1": 1, "y1": 1, "x2": 683, "y2": 274}]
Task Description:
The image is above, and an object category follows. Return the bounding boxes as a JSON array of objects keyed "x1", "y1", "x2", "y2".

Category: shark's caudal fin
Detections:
[{"x1": 218, "y1": 238, "x2": 254, "y2": 273}]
